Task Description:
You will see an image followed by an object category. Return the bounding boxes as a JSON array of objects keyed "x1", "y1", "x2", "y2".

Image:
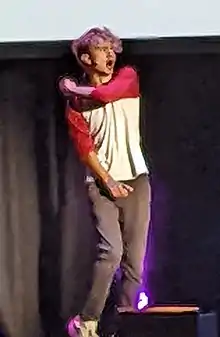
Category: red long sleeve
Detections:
[
  {"x1": 66, "y1": 104, "x2": 95, "y2": 158},
  {"x1": 91, "y1": 66, "x2": 139, "y2": 103}
]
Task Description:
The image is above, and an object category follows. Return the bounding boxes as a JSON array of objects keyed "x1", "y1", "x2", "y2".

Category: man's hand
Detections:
[
  {"x1": 60, "y1": 78, "x2": 77, "y2": 94},
  {"x1": 80, "y1": 151, "x2": 133, "y2": 199},
  {"x1": 104, "y1": 176, "x2": 133, "y2": 198},
  {"x1": 59, "y1": 77, "x2": 94, "y2": 98}
]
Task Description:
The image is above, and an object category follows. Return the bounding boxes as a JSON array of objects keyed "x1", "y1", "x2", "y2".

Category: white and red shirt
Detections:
[{"x1": 63, "y1": 66, "x2": 148, "y2": 181}]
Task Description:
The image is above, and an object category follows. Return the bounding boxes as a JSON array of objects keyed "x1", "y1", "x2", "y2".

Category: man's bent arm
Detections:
[{"x1": 60, "y1": 66, "x2": 139, "y2": 103}]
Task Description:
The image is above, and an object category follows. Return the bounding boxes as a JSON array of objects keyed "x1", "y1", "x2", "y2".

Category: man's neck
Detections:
[{"x1": 88, "y1": 72, "x2": 113, "y2": 87}]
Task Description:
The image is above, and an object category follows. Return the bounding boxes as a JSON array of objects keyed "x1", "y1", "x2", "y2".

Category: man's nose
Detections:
[{"x1": 107, "y1": 49, "x2": 113, "y2": 57}]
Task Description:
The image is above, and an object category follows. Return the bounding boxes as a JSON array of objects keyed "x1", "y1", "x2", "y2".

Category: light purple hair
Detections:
[{"x1": 71, "y1": 27, "x2": 123, "y2": 63}]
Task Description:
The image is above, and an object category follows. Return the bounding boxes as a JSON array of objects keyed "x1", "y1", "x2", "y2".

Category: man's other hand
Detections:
[{"x1": 104, "y1": 177, "x2": 133, "y2": 198}]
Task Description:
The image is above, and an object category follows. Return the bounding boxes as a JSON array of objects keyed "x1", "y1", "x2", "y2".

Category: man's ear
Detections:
[{"x1": 80, "y1": 53, "x2": 92, "y2": 66}]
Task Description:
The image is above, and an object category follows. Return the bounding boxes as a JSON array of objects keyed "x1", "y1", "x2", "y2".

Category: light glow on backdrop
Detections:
[{"x1": 0, "y1": 0, "x2": 220, "y2": 42}]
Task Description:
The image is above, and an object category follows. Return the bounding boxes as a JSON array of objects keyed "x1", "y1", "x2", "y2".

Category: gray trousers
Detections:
[{"x1": 81, "y1": 174, "x2": 151, "y2": 320}]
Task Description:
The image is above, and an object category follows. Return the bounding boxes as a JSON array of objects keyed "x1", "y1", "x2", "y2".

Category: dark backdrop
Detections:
[{"x1": 1, "y1": 38, "x2": 220, "y2": 337}]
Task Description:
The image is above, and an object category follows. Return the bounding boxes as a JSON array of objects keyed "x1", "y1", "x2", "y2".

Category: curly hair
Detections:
[{"x1": 71, "y1": 27, "x2": 123, "y2": 63}]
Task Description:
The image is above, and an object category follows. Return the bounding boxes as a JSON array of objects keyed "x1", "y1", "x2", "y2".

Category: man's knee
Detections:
[
  {"x1": 99, "y1": 241, "x2": 123, "y2": 268},
  {"x1": 109, "y1": 244, "x2": 123, "y2": 267}
]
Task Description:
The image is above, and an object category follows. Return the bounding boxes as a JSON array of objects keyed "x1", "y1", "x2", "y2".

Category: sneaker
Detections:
[{"x1": 67, "y1": 316, "x2": 98, "y2": 337}]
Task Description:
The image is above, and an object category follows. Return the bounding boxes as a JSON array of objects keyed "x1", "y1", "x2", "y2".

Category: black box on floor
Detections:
[{"x1": 118, "y1": 307, "x2": 218, "y2": 337}]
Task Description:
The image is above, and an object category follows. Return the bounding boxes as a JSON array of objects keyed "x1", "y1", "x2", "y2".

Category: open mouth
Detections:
[{"x1": 106, "y1": 60, "x2": 114, "y2": 68}]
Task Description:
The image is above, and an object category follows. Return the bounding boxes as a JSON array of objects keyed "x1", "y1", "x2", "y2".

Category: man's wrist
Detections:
[
  {"x1": 99, "y1": 173, "x2": 112, "y2": 184},
  {"x1": 101, "y1": 175, "x2": 118, "y2": 188},
  {"x1": 72, "y1": 86, "x2": 95, "y2": 97}
]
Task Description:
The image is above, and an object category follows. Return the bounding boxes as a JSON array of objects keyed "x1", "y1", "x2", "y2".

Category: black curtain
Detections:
[
  {"x1": 0, "y1": 61, "x2": 41, "y2": 337},
  {"x1": 143, "y1": 54, "x2": 220, "y2": 308},
  {"x1": 1, "y1": 50, "x2": 220, "y2": 337},
  {"x1": 0, "y1": 57, "x2": 97, "y2": 337}
]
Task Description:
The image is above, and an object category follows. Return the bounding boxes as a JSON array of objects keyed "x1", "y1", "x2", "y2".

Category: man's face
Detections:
[{"x1": 88, "y1": 41, "x2": 116, "y2": 76}]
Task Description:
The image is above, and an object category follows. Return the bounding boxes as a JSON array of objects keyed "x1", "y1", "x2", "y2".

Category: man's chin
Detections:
[
  {"x1": 95, "y1": 67, "x2": 114, "y2": 78},
  {"x1": 105, "y1": 67, "x2": 114, "y2": 75}
]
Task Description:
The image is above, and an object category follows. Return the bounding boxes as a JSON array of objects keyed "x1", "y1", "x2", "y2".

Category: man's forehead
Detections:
[{"x1": 90, "y1": 40, "x2": 113, "y2": 49}]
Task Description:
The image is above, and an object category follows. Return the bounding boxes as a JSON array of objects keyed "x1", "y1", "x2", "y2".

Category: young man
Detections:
[{"x1": 59, "y1": 27, "x2": 151, "y2": 337}]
